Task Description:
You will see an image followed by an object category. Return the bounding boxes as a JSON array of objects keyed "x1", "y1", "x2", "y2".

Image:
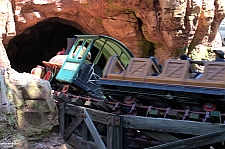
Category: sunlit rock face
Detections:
[
  {"x1": 0, "y1": 0, "x2": 58, "y2": 142},
  {"x1": 2, "y1": 68, "x2": 58, "y2": 138},
  {"x1": 0, "y1": 0, "x2": 16, "y2": 69},
  {"x1": 8, "y1": 0, "x2": 225, "y2": 65}
]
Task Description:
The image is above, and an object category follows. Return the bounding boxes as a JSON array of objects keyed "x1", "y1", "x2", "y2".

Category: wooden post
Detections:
[
  {"x1": 60, "y1": 102, "x2": 66, "y2": 139},
  {"x1": 107, "y1": 116, "x2": 123, "y2": 149}
]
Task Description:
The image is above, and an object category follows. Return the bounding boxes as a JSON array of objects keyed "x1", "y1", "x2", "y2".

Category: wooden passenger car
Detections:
[
  {"x1": 99, "y1": 57, "x2": 225, "y2": 112},
  {"x1": 102, "y1": 57, "x2": 225, "y2": 88}
]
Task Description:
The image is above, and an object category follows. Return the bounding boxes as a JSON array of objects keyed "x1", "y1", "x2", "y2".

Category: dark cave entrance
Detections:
[{"x1": 6, "y1": 18, "x2": 84, "y2": 73}]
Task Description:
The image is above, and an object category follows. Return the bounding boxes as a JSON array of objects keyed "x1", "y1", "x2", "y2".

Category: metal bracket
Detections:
[{"x1": 108, "y1": 115, "x2": 120, "y2": 127}]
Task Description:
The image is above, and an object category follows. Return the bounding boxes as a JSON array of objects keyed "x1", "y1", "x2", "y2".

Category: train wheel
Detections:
[
  {"x1": 124, "y1": 95, "x2": 136, "y2": 104},
  {"x1": 202, "y1": 103, "x2": 217, "y2": 112},
  {"x1": 62, "y1": 85, "x2": 70, "y2": 93},
  {"x1": 43, "y1": 70, "x2": 53, "y2": 82}
]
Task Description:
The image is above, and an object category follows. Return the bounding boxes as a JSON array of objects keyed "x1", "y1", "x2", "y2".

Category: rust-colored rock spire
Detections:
[{"x1": 0, "y1": 0, "x2": 16, "y2": 69}]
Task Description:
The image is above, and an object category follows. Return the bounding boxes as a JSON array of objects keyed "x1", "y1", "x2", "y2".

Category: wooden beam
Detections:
[
  {"x1": 66, "y1": 104, "x2": 83, "y2": 116},
  {"x1": 141, "y1": 130, "x2": 179, "y2": 143},
  {"x1": 206, "y1": 67, "x2": 223, "y2": 80},
  {"x1": 123, "y1": 115, "x2": 225, "y2": 135},
  {"x1": 130, "y1": 63, "x2": 147, "y2": 74},
  {"x1": 107, "y1": 116, "x2": 123, "y2": 149},
  {"x1": 64, "y1": 113, "x2": 83, "y2": 140},
  {"x1": 67, "y1": 134, "x2": 97, "y2": 149},
  {"x1": 65, "y1": 104, "x2": 115, "y2": 125},
  {"x1": 145, "y1": 130, "x2": 225, "y2": 149},
  {"x1": 83, "y1": 109, "x2": 107, "y2": 149},
  {"x1": 60, "y1": 103, "x2": 66, "y2": 138}
]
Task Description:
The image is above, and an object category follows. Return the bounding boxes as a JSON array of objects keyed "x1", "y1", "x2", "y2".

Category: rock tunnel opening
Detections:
[{"x1": 6, "y1": 18, "x2": 84, "y2": 73}]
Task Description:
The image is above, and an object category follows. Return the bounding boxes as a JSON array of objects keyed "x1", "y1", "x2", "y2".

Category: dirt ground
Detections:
[
  {"x1": 0, "y1": 131, "x2": 74, "y2": 149},
  {"x1": 29, "y1": 132, "x2": 74, "y2": 149}
]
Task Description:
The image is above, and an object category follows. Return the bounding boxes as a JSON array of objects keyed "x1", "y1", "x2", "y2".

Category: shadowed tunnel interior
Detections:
[{"x1": 6, "y1": 18, "x2": 84, "y2": 73}]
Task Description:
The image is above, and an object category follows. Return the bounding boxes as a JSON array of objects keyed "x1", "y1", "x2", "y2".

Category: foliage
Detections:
[
  {"x1": 189, "y1": 46, "x2": 214, "y2": 61},
  {"x1": 138, "y1": 39, "x2": 152, "y2": 58}
]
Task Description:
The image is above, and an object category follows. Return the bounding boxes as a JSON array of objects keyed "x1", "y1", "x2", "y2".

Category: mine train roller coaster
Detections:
[{"x1": 32, "y1": 35, "x2": 225, "y2": 149}]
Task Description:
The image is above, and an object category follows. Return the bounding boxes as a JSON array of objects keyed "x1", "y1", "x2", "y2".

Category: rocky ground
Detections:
[
  {"x1": 29, "y1": 132, "x2": 73, "y2": 149},
  {"x1": 0, "y1": 125, "x2": 74, "y2": 149}
]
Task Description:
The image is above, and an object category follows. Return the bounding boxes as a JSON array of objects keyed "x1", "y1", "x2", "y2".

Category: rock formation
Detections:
[
  {"x1": 0, "y1": 0, "x2": 58, "y2": 147},
  {"x1": 0, "y1": 0, "x2": 16, "y2": 68},
  {"x1": 8, "y1": 0, "x2": 225, "y2": 65},
  {"x1": 3, "y1": 68, "x2": 58, "y2": 137}
]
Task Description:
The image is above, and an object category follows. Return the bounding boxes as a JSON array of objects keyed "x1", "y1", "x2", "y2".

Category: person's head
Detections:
[
  {"x1": 213, "y1": 50, "x2": 224, "y2": 59},
  {"x1": 179, "y1": 54, "x2": 188, "y2": 60}
]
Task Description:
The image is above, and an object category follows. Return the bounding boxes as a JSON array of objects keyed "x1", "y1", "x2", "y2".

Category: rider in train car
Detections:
[
  {"x1": 213, "y1": 49, "x2": 225, "y2": 61},
  {"x1": 72, "y1": 45, "x2": 91, "y2": 62},
  {"x1": 179, "y1": 54, "x2": 195, "y2": 73},
  {"x1": 179, "y1": 54, "x2": 202, "y2": 79}
]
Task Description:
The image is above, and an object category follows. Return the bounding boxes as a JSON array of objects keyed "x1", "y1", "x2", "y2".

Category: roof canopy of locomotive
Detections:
[{"x1": 40, "y1": 35, "x2": 225, "y2": 114}]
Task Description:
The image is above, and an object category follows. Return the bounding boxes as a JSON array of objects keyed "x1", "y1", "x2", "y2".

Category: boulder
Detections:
[{"x1": 2, "y1": 68, "x2": 58, "y2": 139}]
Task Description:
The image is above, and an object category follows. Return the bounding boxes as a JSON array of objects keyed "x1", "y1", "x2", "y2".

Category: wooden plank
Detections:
[
  {"x1": 83, "y1": 109, "x2": 107, "y2": 149},
  {"x1": 165, "y1": 73, "x2": 182, "y2": 77},
  {"x1": 206, "y1": 67, "x2": 223, "y2": 80},
  {"x1": 60, "y1": 103, "x2": 65, "y2": 138},
  {"x1": 130, "y1": 63, "x2": 146, "y2": 74},
  {"x1": 82, "y1": 122, "x2": 90, "y2": 141},
  {"x1": 67, "y1": 134, "x2": 97, "y2": 149},
  {"x1": 165, "y1": 65, "x2": 183, "y2": 77},
  {"x1": 125, "y1": 58, "x2": 152, "y2": 81},
  {"x1": 146, "y1": 130, "x2": 225, "y2": 149},
  {"x1": 65, "y1": 104, "x2": 115, "y2": 125},
  {"x1": 123, "y1": 115, "x2": 225, "y2": 135},
  {"x1": 141, "y1": 130, "x2": 179, "y2": 143},
  {"x1": 65, "y1": 104, "x2": 83, "y2": 116},
  {"x1": 86, "y1": 107, "x2": 114, "y2": 124},
  {"x1": 107, "y1": 116, "x2": 123, "y2": 149},
  {"x1": 107, "y1": 126, "x2": 117, "y2": 149},
  {"x1": 64, "y1": 114, "x2": 83, "y2": 140}
]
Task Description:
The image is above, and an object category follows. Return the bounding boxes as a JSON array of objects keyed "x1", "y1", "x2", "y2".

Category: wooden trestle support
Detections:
[{"x1": 59, "y1": 101, "x2": 225, "y2": 149}]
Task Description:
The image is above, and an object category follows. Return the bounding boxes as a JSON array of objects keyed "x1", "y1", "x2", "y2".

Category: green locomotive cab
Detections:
[{"x1": 55, "y1": 35, "x2": 133, "y2": 98}]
